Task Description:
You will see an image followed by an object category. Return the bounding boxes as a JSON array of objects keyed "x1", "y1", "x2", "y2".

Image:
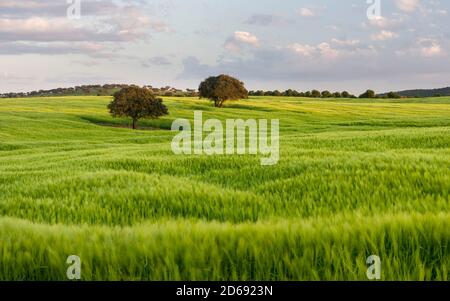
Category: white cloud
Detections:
[
  {"x1": 299, "y1": 8, "x2": 315, "y2": 17},
  {"x1": 288, "y1": 42, "x2": 339, "y2": 59},
  {"x1": 0, "y1": 17, "x2": 68, "y2": 33},
  {"x1": 371, "y1": 30, "x2": 399, "y2": 41},
  {"x1": 395, "y1": 0, "x2": 420, "y2": 12},
  {"x1": 234, "y1": 31, "x2": 259, "y2": 46},
  {"x1": 331, "y1": 38, "x2": 360, "y2": 46},
  {"x1": 420, "y1": 41, "x2": 443, "y2": 57},
  {"x1": 0, "y1": 0, "x2": 61, "y2": 12},
  {"x1": 368, "y1": 16, "x2": 388, "y2": 28},
  {"x1": 287, "y1": 38, "x2": 378, "y2": 61},
  {"x1": 396, "y1": 39, "x2": 445, "y2": 58},
  {"x1": 317, "y1": 43, "x2": 340, "y2": 59},
  {"x1": 287, "y1": 43, "x2": 316, "y2": 57},
  {"x1": 225, "y1": 31, "x2": 259, "y2": 52},
  {"x1": 366, "y1": 16, "x2": 404, "y2": 29}
]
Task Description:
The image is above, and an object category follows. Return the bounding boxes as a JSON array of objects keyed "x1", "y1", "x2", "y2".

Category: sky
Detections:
[{"x1": 0, "y1": 0, "x2": 449, "y2": 94}]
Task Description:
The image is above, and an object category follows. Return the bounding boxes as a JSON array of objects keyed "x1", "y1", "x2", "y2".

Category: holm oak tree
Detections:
[
  {"x1": 108, "y1": 87, "x2": 168, "y2": 130},
  {"x1": 198, "y1": 75, "x2": 248, "y2": 108}
]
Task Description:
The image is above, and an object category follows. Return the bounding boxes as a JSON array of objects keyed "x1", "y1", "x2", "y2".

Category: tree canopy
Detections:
[
  {"x1": 198, "y1": 75, "x2": 248, "y2": 107},
  {"x1": 311, "y1": 90, "x2": 321, "y2": 98},
  {"x1": 321, "y1": 91, "x2": 332, "y2": 98},
  {"x1": 108, "y1": 87, "x2": 168, "y2": 129}
]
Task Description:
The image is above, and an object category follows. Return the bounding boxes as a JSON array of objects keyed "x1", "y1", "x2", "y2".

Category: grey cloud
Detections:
[
  {"x1": 44, "y1": 73, "x2": 121, "y2": 86},
  {"x1": 244, "y1": 14, "x2": 292, "y2": 26},
  {"x1": 148, "y1": 56, "x2": 172, "y2": 66},
  {"x1": 0, "y1": 0, "x2": 117, "y2": 18},
  {"x1": 0, "y1": 42, "x2": 114, "y2": 58},
  {"x1": 179, "y1": 45, "x2": 450, "y2": 86},
  {"x1": 141, "y1": 56, "x2": 172, "y2": 68},
  {"x1": 0, "y1": 25, "x2": 130, "y2": 43}
]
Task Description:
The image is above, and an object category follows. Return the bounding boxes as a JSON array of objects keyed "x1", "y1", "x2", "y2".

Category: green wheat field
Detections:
[{"x1": 0, "y1": 96, "x2": 449, "y2": 280}]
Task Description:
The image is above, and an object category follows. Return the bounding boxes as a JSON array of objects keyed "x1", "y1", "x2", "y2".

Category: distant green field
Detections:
[{"x1": 0, "y1": 96, "x2": 449, "y2": 280}]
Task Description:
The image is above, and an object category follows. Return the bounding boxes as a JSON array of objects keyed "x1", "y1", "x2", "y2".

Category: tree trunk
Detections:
[
  {"x1": 132, "y1": 118, "x2": 137, "y2": 130},
  {"x1": 215, "y1": 99, "x2": 224, "y2": 108}
]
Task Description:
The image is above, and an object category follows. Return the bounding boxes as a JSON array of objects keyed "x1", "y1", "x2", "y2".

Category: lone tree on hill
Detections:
[
  {"x1": 108, "y1": 87, "x2": 168, "y2": 130},
  {"x1": 198, "y1": 75, "x2": 248, "y2": 108}
]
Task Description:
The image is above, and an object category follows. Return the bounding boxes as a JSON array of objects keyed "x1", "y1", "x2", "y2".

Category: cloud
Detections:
[
  {"x1": 179, "y1": 34, "x2": 392, "y2": 86},
  {"x1": 371, "y1": 30, "x2": 399, "y2": 41},
  {"x1": 225, "y1": 31, "x2": 259, "y2": 52},
  {"x1": 366, "y1": 16, "x2": 405, "y2": 29},
  {"x1": 200, "y1": 33, "x2": 375, "y2": 82},
  {"x1": 0, "y1": 17, "x2": 119, "y2": 42},
  {"x1": 104, "y1": 6, "x2": 173, "y2": 35},
  {"x1": 44, "y1": 73, "x2": 121, "y2": 86},
  {"x1": 244, "y1": 14, "x2": 290, "y2": 26},
  {"x1": 0, "y1": 0, "x2": 119, "y2": 18},
  {"x1": 331, "y1": 38, "x2": 360, "y2": 46},
  {"x1": 179, "y1": 41, "x2": 449, "y2": 93},
  {"x1": 0, "y1": 71, "x2": 33, "y2": 81},
  {"x1": 287, "y1": 39, "x2": 375, "y2": 61},
  {"x1": 0, "y1": 14, "x2": 164, "y2": 43},
  {"x1": 394, "y1": 0, "x2": 420, "y2": 12},
  {"x1": 419, "y1": 40, "x2": 444, "y2": 57},
  {"x1": 233, "y1": 31, "x2": 259, "y2": 46},
  {"x1": 142, "y1": 56, "x2": 172, "y2": 67},
  {"x1": 0, "y1": 41, "x2": 113, "y2": 58},
  {"x1": 0, "y1": 2, "x2": 171, "y2": 57},
  {"x1": 325, "y1": 25, "x2": 340, "y2": 31},
  {"x1": 298, "y1": 8, "x2": 315, "y2": 17},
  {"x1": 287, "y1": 44, "x2": 316, "y2": 57},
  {"x1": 396, "y1": 38, "x2": 446, "y2": 58}
]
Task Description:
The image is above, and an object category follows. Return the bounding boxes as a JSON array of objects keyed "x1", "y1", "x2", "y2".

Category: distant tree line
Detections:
[
  {"x1": 2, "y1": 81, "x2": 448, "y2": 99},
  {"x1": 378, "y1": 87, "x2": 450, "y2": 98},
  {"x1": 249, "y1": 89, "x2": 356, "y2": 98},
  {"x1": 0, "y1": 84, "x2": 199, "y2": 98},
  {"x1": 248, "y1": 89, "x2": 404, "y2": 99}
]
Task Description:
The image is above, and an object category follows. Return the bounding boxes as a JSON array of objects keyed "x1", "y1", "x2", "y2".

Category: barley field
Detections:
[{"x1": 0, "y1": 96, "x2": 449, "y2": 280}]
